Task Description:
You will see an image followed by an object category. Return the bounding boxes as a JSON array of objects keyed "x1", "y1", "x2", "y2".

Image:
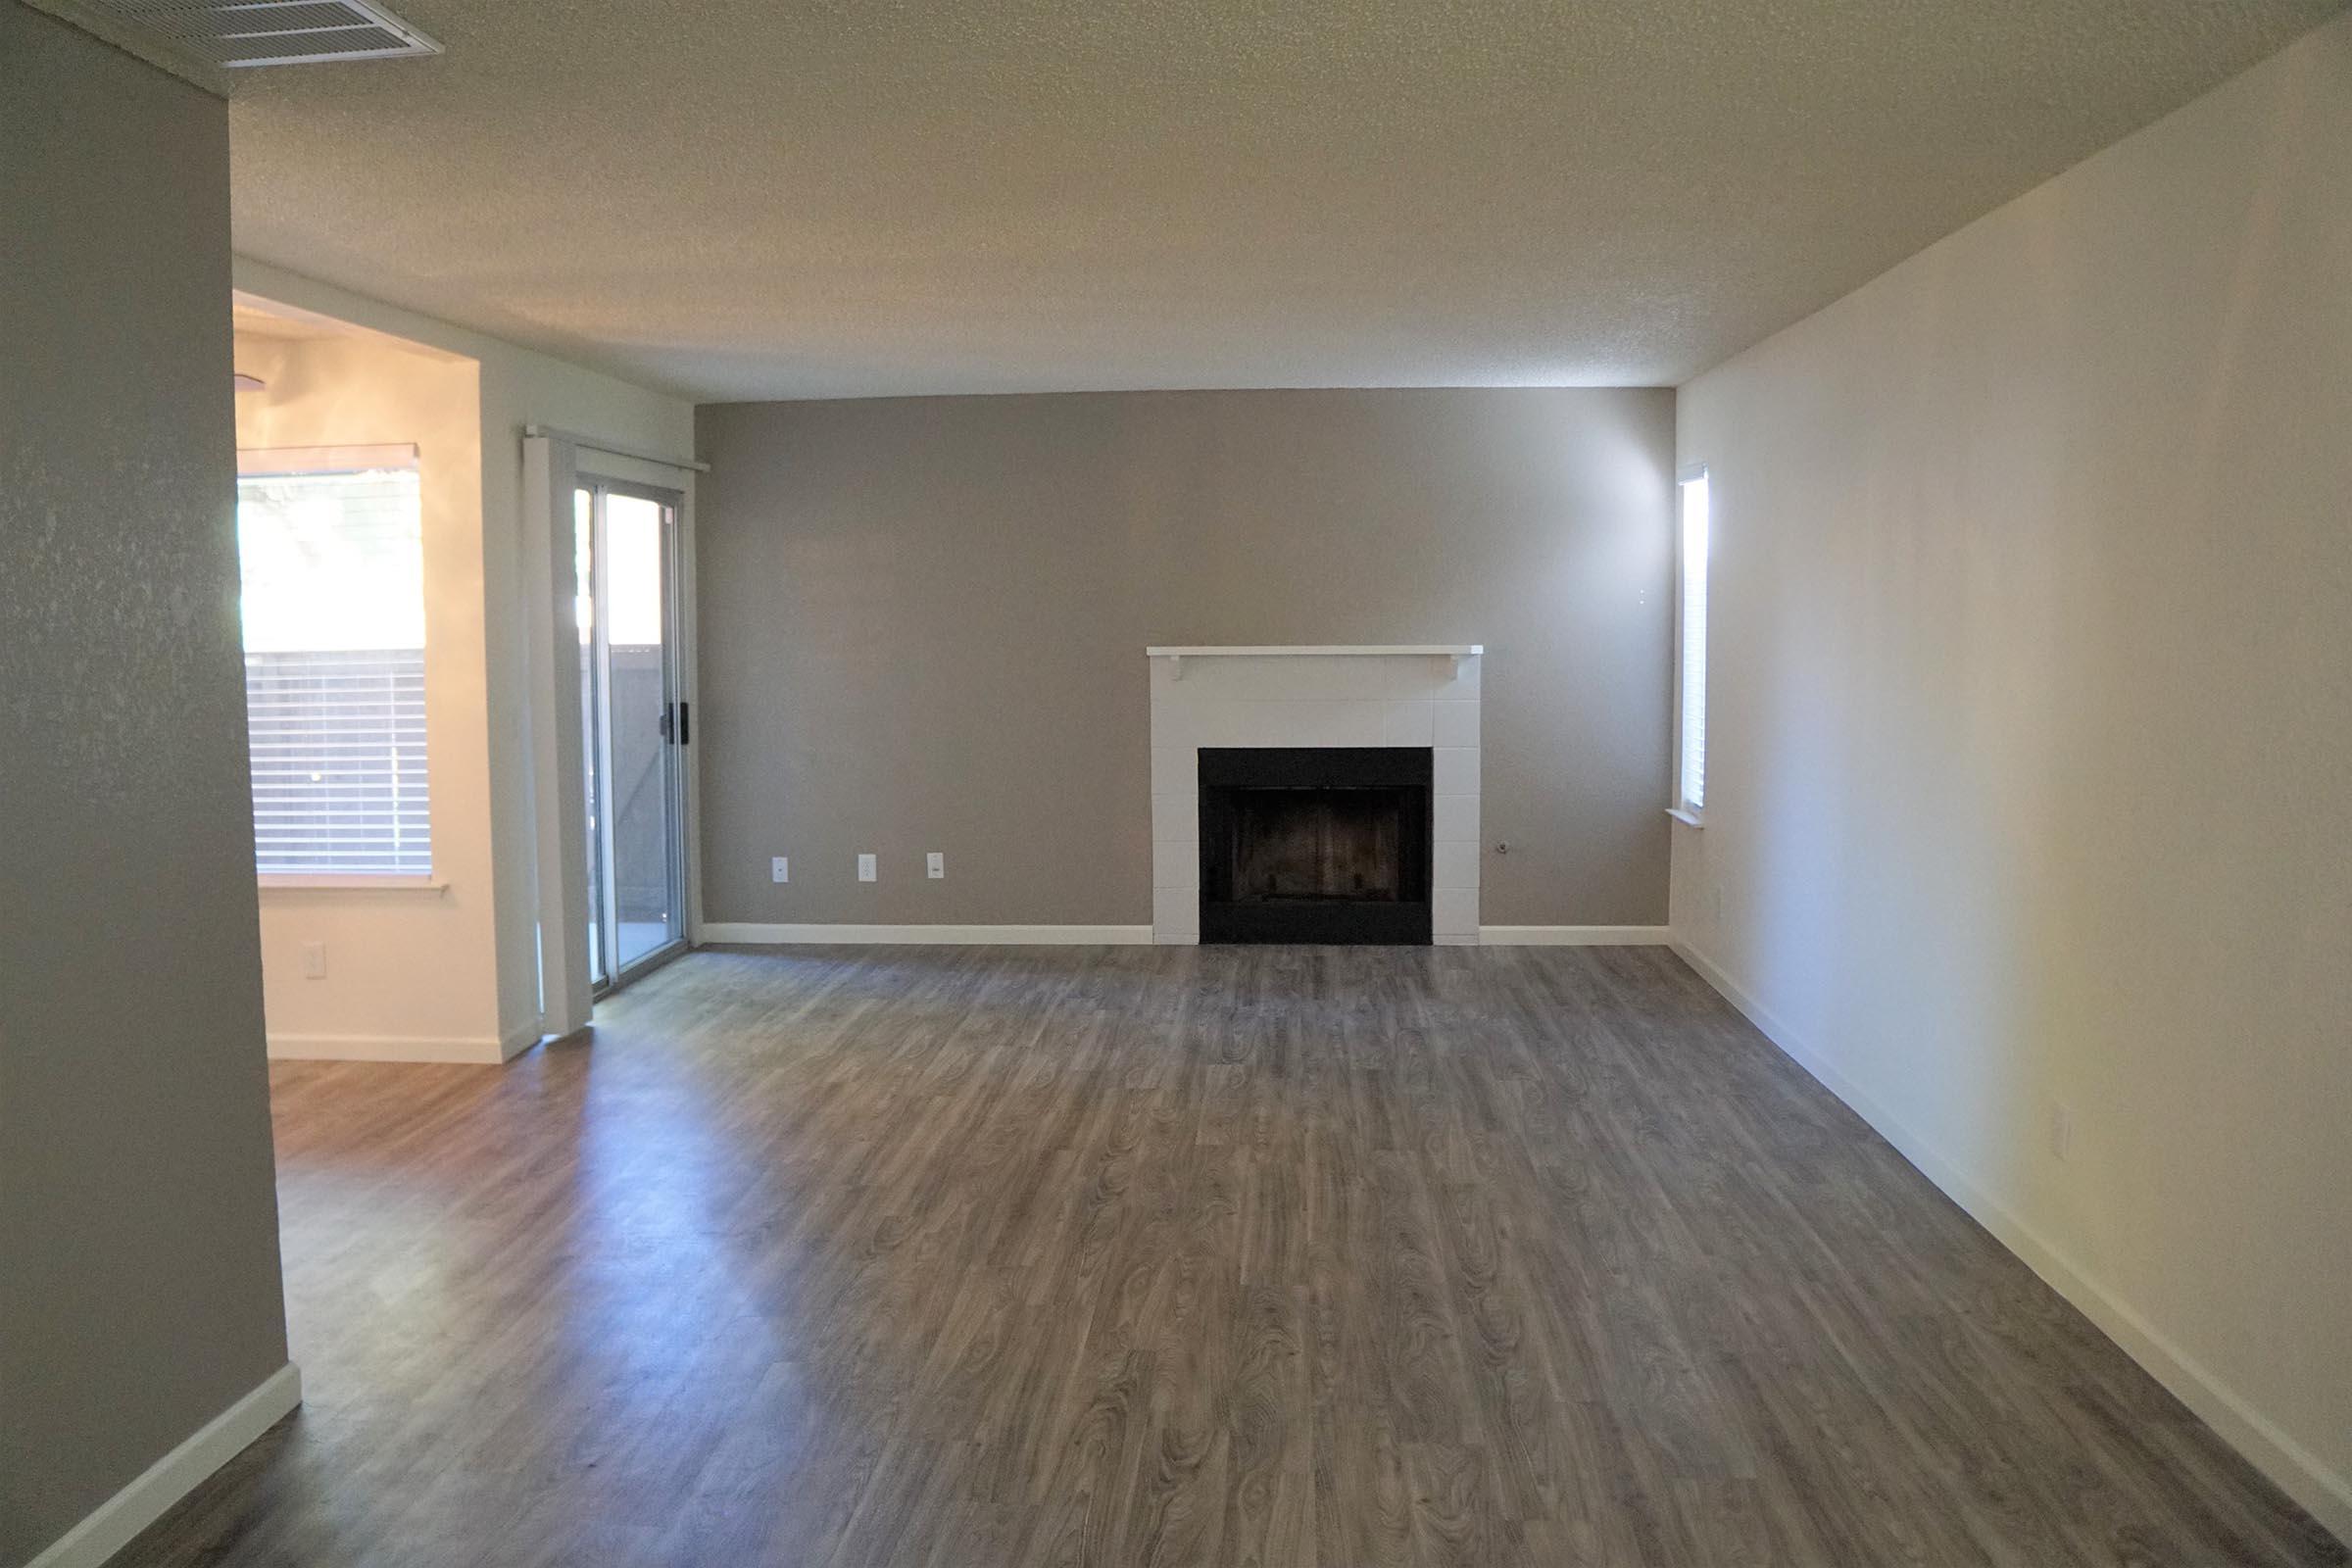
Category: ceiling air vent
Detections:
[{"x1": 83, "y1": 0, "x2": 441, "y2": 67}]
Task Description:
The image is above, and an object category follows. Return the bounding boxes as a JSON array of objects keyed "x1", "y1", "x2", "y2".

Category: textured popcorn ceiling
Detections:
[{"x1": 225, "y1": 0, "x2": 2343, "y2": 401}]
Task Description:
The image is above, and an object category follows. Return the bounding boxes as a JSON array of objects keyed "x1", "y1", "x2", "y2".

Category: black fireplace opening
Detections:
[{"x1": 1198, "y1": 747, "x2": 1432, "y2": 945}]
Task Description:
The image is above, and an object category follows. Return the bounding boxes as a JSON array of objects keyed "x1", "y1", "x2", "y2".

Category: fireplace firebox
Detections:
[{"x1": 1197, "y1": 747, "x2": 1433, "y2": 944}]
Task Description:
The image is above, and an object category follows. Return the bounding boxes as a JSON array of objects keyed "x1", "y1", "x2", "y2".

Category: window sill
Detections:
[
  {"x1": 258, "y1": 874, "x2": 448, "y2": 893},
  {"x1": 1665, "y1": 808, "x2": 1704, "y2": 828}
]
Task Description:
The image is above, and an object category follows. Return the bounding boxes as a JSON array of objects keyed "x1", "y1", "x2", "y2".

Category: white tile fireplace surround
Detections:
[{"x1": 1148, "y1": 646, "x2": 1483, "y2": 945}]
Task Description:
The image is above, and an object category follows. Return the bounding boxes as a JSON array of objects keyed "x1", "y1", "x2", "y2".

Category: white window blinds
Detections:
[{"x1": 236, "y1": 446, "x2": 430, "y2": 876}]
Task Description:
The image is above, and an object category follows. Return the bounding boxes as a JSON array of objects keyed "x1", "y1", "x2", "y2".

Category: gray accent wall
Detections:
[
  {"x1": 695, "y1": 389, "x2": 1674, "y2": 929},
  {"x1": 0, "y1": 5, "x2": 291, "y2": 1560}
]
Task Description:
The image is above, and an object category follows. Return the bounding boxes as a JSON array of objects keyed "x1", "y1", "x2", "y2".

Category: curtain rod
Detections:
[{"x1": 524, "y1": 424, "x2": 709, "y2": 473}]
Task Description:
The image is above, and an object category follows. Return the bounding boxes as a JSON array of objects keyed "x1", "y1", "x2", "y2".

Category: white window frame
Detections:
[
  {"x1": 237, "y1": 443, "x2": 438, "y2": 887},
  {"x1": 1670, "y1": 465, "x2": 1709, "y2": 826}
]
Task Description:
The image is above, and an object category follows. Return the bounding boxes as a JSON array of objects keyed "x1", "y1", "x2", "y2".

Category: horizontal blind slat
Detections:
[{"x1": 241, "y1": 643, "x2": 429, "y2": 876}]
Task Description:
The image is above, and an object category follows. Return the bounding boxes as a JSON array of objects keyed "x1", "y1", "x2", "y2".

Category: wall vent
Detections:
[{"x1": 78, "y1": 0, "x2": 441, "y2": 66}]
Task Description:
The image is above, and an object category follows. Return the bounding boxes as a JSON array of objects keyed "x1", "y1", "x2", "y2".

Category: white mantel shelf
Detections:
[
  {"x1": 1150, "y1": 645, "x2": 1482, "y2": 680},
  {"x1": 1146, "y1": 645, "x2": 1482, "y2": 658}
]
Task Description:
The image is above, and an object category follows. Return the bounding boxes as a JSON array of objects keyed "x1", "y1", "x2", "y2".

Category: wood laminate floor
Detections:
[{"x1": 122, "y1": 946, "x2": 2343, "y2": 1566}]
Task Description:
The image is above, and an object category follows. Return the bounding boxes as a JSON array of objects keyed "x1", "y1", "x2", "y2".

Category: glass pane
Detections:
[
  {"x1": 574, "y1": 487, "x2": 605, "y2": 986},
  {"x1": 603, "y1": 493, "x2": 676, "y2": 969},
  {"x1": 1678, "y1": 473, "x2": 1709, "y2": 812},
  {"x1": 236, "y1": 458, "x2": 430, "y2": 876}
]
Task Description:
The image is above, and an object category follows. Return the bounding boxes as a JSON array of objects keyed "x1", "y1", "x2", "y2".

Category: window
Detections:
[
  {"x1": 1674, "y1": 467, "x2": 1710, "y2": 819},
  {"x1": 236, "y1": 445, "x2": 430, "y2": 877}
]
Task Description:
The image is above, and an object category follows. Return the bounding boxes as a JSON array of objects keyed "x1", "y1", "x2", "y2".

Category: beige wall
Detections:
[
  {"x1": 231, "y1": 259, "x2": 697, "y2": 1049},
  {"x1": 231, "y1": 329, "x2": 502, "y2": 1056},
  {"x1": 1672, "y1": 14, "x2": 2351, "y2": 1539},
  {"x1": 0, "y1": 5, "x2": 291, "y2": 1560},
  {"x1": 695, "y1": 388, "x2": 1674, "y2": 928}
]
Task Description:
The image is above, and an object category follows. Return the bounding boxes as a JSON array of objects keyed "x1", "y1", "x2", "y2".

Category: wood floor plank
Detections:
[{"x1": 110, "y1": 945, "x2": 2345, "y2": 1568}]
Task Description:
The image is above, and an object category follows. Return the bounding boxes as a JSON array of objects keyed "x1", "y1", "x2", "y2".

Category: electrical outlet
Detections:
[
  {"x1": 301, "y1": 942, "x2": 327, "y2": 980},
  {"x1": 771, "y1": 856, "x2": 790, "y2": 884},
  {"x1": 926, "y1": 852, "x2": 945, "y2": 879},
  {"x1": 858, "y1": 853, "x2": 877, "y2": 882},
  {"x1": 2049, "y1": 1103, "x2": 2074, "y2": 1162}
]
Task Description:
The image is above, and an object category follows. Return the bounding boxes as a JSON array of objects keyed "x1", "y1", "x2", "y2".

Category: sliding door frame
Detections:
[
  {"x1": 578, "y1": 475, "x2": 693, "y2": 996},
  {"x1": 524, "y1": 432, "x2": 702, "y2": 1039}
]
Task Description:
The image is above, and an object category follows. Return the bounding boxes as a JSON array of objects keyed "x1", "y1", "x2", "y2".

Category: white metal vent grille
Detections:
[{"x1": 84, "y1": 0, "x2": 440, "y2": 66}]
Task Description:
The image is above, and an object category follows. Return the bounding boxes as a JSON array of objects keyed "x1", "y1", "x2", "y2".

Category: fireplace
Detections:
[
  {"x1": 1147, "y1": 646, "x2": 1481, "y2": 944},
  {"x1": 1197, "y1": 747, "x2": 1432, "y2": 944}
]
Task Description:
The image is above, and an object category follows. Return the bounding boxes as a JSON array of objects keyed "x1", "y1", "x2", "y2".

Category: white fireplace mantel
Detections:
[
  {"x1": 1147, "y1": 644, "x2": 1484, "y2": 946},
  {"x1": 1148, "y1": 644, "x2": 1483, "y2": 681},
  {"x1": 1146, "y1": 644, "x2": 1482, "y2": 656}
]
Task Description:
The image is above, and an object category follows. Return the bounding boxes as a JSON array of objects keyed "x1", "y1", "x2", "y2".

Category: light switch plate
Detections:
[
  {"x1": 926, "y1": 852, "x2": 944, "y2": 879},
  {"x1": 858, "y1": 853, "x2": 877, "y2": 882},
  {"x1": 301, "y1": 942, "x2": 327, "y2": 979},
  {"x1": 771, "y1": 856, "x2": 789, "y2": 884}
]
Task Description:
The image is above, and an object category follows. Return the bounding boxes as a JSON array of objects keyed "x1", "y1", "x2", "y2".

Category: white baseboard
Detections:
[
  {"x1": 28, "y1": 1362, "x2": 302, "y2": 1568},
  {"x1": 709, "y1": 925, "x2": 1676, "y2": 949},
  {"x1": 1671, "y1": 936, "x2": 2352, "y2": 1548},
  {"x1": 701, "y1": 923, "x2": 1154, "y2": 946},
  {"x1": 1479, "y1": 924, "x2": 1673, "y2": 945},
  {"x1": 267, "y1": 1033, "x2": 515, "y2": 1064}
]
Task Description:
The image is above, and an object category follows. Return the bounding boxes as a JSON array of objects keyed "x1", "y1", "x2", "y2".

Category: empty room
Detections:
[{"x1": 3, "y1": 1, "x2": 2348, "y2": 1564}]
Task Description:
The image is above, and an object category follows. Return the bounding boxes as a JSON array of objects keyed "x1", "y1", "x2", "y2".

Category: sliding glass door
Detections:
[{"x1": 575, "y1": 480, "x2": 687, "y2": 990}]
